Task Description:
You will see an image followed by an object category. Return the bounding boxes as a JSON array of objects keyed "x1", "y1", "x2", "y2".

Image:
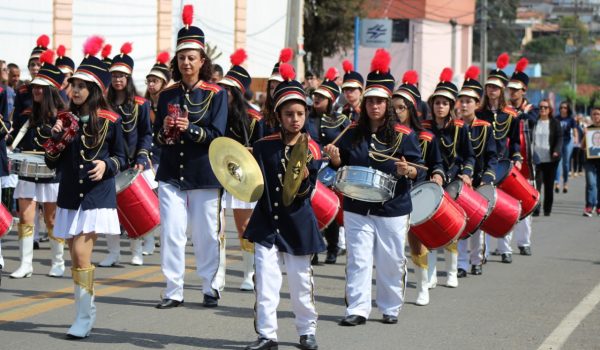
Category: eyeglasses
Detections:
[
  {"x1": 539, "y1": 106, "x2": 550, "y2": 110},
  {"x1": 145, "y1": 79, "x2": 161, "y2": 85}
]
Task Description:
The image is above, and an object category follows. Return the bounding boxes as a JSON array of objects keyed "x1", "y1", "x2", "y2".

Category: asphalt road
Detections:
[{"x1": 1, "y1": 174, "x2": 599, "y2": 350}]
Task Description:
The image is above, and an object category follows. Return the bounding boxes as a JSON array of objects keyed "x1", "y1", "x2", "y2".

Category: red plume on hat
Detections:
[
  {"x1": 279, "y1": 63, "x2": 295, "y2": 81},
  {"x1": 515, "y1": 57, "x2": 529, "y2": 73},
  {"x1": 36, "y1": 34, "x2": 50, "y2": 48},
  {"x1": 120, "y1": 42, "x2": 133, "y2": 56},
  {"x1": 342, "y1": 60, "x2": 353, "y2": 73},
  {"x1": 496, "y1": 52, "x2": 509, "y2": 70},
  {"x1": 101, "y1": 44, "x2": 112, "y2": 59},
  {"x1": 325, "y1": 67, "x2": 338, "y2": 82},
  {"x1": 279, "y1": 48, "x2": 293, "y2": 64},
  {"x1": 182, "y1": 4, "x2": 194, "y2": 28},
  {"x1": 230, "y1": 49, "x2": 248, "y2": 66},
  {"x1": 370, "y1": 49, "x2": 391, "y2": 74},
  {"x1": 57, "y1": 45, "x2": 66, "y2": 58},
  {"x1": 402, "y1": 70, "x2": 418, "y2": 85},
  {"x1": 439, "y1": 67, "x2": 453, "y2": 83},
  {"x1": 84, "y1": 36, "x2": 104, "y2": 57},
  {"x1": 156, "y1": 51, "x2": 170, "y2": 65},
  {"x1": 464, "y1": 66, "x2": 480, "y2": 80},
  {"x1": 39, "y1": 50, "x2": 55, "y2": 66}
]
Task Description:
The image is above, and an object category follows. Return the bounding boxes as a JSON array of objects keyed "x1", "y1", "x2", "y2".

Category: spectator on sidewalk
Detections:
[
  {"x1": 554, "y1": 101, "x2": 578, "y2": 194},
  {"x1": 582, "y1": 107, "x2": 600, "y2": 217},
  {"x1": 572, "y1": 113, "x2": 586, "y2": 177}
]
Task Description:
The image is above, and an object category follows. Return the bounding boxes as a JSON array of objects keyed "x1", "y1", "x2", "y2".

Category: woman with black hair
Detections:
[
  {"x1": 8, "y1": 50, "x2": 65, "y2": 279},
  {"x1": 45, "y1": 36, "x2": 126, "y2": 338},
  {"x1": 153, "y1": 5, "x2": 228, "y2": 310},
  {"x1": 554, "y1": 101, "x2": 578, "y2": 194},
  {"x1": 98, "y1": 43, "x2": 152, "y2": 268},
  {"x1": 262, "y1": 48, "x2": 293, "y2": 136},
  {"x1": 219, "y1": 48, "x2": 264, "y2": 291}
]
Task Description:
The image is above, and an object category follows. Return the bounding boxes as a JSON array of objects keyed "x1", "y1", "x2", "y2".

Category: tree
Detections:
[
  {"x1": 472, "y1": 0, "x2": 521, "y2": 62},
  {"x1": 303, "y1": 0, "x2": 364, "y2": 75}
]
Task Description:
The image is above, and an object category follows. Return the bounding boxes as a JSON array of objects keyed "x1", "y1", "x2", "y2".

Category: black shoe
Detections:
[
  {"x1": 324, "y1": 251, "x2": 337, "y2": 264},
  {"x1": 519, "y1": 246, "x2": 532, "y2": 256},
  {"x1": 532, "y1": 211, "x2": 540, "y2": 217},
  {"x1": 156, "y1": 298, "x2": 184, "y2": 309},
  {"x1": 33, "y1": 240, "x2": 40, "y2": 250},
  {"x1": 471, "y1": 265, "x2": 482, "y2": 275},
  {"x1": 203, "y1": 294, "x2": 218, "y2": 308},
  {"x1": 299, "y1": 334, "x2": 318, "y2": 350},
  {"x1": 457, "y1": 268, "x2": 467, "y2": 278},
  {"x1": 382, "y1": 314, "x2": 398, "y2": 324},
  {"x1": 554, "y1": 185, "x2": 559, "y2": 193},
  {"x1": 245, "y1": 337, "x2": 278, "y2": 350},
  {"x1": 311, "y1": 254, "x2": 320, "y2": 266},
  {"x1": 544, "y1": 212, "x2": 551, "y2": 216},
  {"x1": 490, "y1": 249, "x2": 500, "y2": 256},
  {"x1": 339, "y1": 314, "x2": 367, "y2": 326},
  {"x1": 501, "y1": 253, "x2": 512, "y2": 263}
]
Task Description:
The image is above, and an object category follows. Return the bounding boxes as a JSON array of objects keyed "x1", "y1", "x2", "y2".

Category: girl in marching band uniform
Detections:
[
  {"x1": 45, "y1": 36, "x2": 126, "y2": 338},
  {"x1": 261, "y1": 48, "x2": 293, "y2": 136},
  {"x1": 8, "y1": 50, "x2": 65, "y2": 279},
  {"x1": 0, "y1": 67, "x2": 10, "y2": 280},
  {"x1": 340, "y1": 59, "x2": 364, "y2": 122}
]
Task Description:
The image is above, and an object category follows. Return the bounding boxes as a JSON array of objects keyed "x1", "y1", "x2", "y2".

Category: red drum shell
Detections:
[
  {"x1": 446, "y1": 180, "x2": 489, "y2": 239},
  {"x1": 335, "y1": 190, "x2": 344, "y2": 226},
  {"x1": 519, "y1": 120, "x2": 532, "y2": 179},
  {"x1": 410, "y1": 182, "x2": 467, "y2": 249},
  {"x1": 116, "y1": 170, "x2": 160, "y2": 238},
  {"x1": 477, "y1": 185, "x2": 521, "y2": 238},
  {"x1": 496, "y1": 160, "x2": 540, "y2": 218},
  {"x1": 311, "y1": 181, "x2": 340, "y2": 231},
  {"x1": 0, "y1": 204, "x2": 13, "y2": 238}
]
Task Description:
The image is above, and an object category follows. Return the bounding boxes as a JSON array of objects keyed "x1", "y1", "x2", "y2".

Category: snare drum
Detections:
[
  {"x1": 311, "y1": 181, "x2": 340, "y2": 230},
  {"x1": 495, "y1": 159, "x2": 540, "y2": 218},
  {"x1": 115, "y1": 169, "x2": 160, "y2": 238},
  {"x1": 445, "y1": 180, "x2": 489, "y2": 239},
  {"x1": 477, "y1": 184, "x2": 521, "y2": 238},
  {"x1": 8, "y1": 153, "x2": 55, "y2": 179},
  {"x1": 410, "y1": 181, "x2": 467, "y2": 249},
  {"x1": 0, "y1": 203, "x2": 14, "y2": 238},
  {"x1": 334, "y1": 166, "x2": 396, "y2": 202}
]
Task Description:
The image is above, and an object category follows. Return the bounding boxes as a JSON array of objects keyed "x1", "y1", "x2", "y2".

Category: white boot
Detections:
[
  {"x1": 67, "y1": 266, "x2": 96, "y2": 339},
  {"x1": 426, "y1": 251, "x2": 438, "y2": 289},
  {"x1": 98, "y1": 235, "x2": 120, "y2": 267},
  {"x1": 130, "y1": 239, "x2": 143, "y2": 266},
  {"x1": 10, "y1": 224, "x2": 34, "y2": 279},
  {"x1": 415, "y1": 266, "x2": 430, "y2": 306},
  {"x1": 240, "y1": 250, "x2": 255, "y2": 291},
  {"x1": 48, "y1": 240, "x2": 65, "y2": 277},
  {"x1": 142, "y1": 234, "x2": 155, "y2": 256},
  {"x1": 445, "y1": 249, "x2": 459, "y2": 288}
]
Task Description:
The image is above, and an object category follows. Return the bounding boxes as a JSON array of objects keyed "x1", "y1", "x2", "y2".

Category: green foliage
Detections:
[
  {"x1": 523, "y1": 36, "x2": 565, "y2": 61},
  {"x1": 473, "y1": 0, "x2": 522, "y2": 62}
]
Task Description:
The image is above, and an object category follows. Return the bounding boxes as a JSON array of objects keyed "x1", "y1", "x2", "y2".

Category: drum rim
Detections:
[
  {"x1": 494, "y1": 159, "x2": 512, "y2": 185},
  {"x1": 115, "y1": 168, "x2": 142, "y2": 194},
  {"x1": 444, "y1": 179, "x2": 463, "y2": 200},
  {"x1": 410, "y1": 181, "x2": 445, "y2": 225}
]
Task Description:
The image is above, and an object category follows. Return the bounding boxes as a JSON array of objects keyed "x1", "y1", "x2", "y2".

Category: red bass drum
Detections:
[
  {"x1": 496, "y1": 159, "x2": 540, "y2": 218},
  {"x1": 445, "y1": 179, "x2": 489, "y2": 239},
  {"x1": 477, "y1": 184, "x2": 521, "y2": 238},
  {"x1": 115, "y1": 169, "x2": 161, "y2": 238},
  {"x1": 311, "y1": 181, "x2": 340, "y2": 231}
]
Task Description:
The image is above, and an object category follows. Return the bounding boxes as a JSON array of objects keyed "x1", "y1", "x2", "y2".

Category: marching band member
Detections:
[
  {"x1": 55, "y1": 45, "x2": 75, "y2": 102},
  {"x1": 422, "y1": 68, "x2": 475, "y2": 284},
  {"x1": 219, "y1": 48, "x2": 264, "y2": 291},
  {"x1": 45, "y1": 36, "x2": 126, "y2": 338},
  {"x1": 477, "y1": 53, "x2": 521, "y2": 264},
  {"x1": 456, "y1": 66, "x2": 497, "y2": 276},
  {"x1": 0, "y1": 69, "x2": 10, "y2": 282},
  {"x1": 324, "y1": 49, "x2": 425, "y2": 326},
  {"x1": 243, "y1": 63, "x2": 324, "y2": 350},
  {"x1": 392, "y1": 70, "x2": 444, "y2": 306},
  {"x1": 306, "y1": 66, "x2": 348, "y2": 265},
  {"x1": 261, "y1": 48, "x2": 293, "y2": 136},
  {"x1": 153, "y1": 5, "x2": 227, "y2": 309},
  {"x1": 99, "y1": 42, "x2": 152, "y2": 267},
  {"x1": 508, "y1": 58, "x2": 538, "y2": 256},
  {"x1": 8, "y1": 50, "x2": 65, "y2": 278},
  {"x1": 340, "y1": 59, "x2": 363, "y2": 122},
  {"x1": 142, "y1": 51, "x2": 171, "y2": 256}
]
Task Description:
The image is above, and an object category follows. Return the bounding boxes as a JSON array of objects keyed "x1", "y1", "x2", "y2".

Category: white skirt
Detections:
[
  {"x1": 13, "y1": 180, "x2": 58, "y2": 202},
  {"x1": 54, "y1": 206, "x2": 121, "y2": 238},
  {"x1": 1, "y1": 174, "x2": 18, "y2": 188},
  {"x1": 224, "y1": 191, "x2": 256, "y2": 210}
]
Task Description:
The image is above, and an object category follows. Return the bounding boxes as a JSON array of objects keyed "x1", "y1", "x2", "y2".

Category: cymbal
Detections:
[
  {"x1": 282, "y1": 134, "x2": 308, "y2": 207},
  {"x1": 209, "y1": 137, "x2": 264, "y2": 202}
]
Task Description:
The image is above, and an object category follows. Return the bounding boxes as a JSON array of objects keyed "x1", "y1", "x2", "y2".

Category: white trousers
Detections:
[
  {"x1": 158, "y1": 182, "x2": 223, "y2": 301},
  {"x1": 492, "y1": 230, "x2": 513, "y2": 255},
  {"x1": 514, "y1": 215, "x2": 532, "y2": 247},
  {"x1": 254, "y1": 244, "x2": 317, "y2": 341},
  {"x1": 457, "y1": 230, "x2": 483, "y2": 270},
  {"x1": 344, "y1": 211, "x2": 408, "y2": 318}
]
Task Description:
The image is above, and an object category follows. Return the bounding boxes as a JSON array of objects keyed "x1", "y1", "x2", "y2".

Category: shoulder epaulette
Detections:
[
  {"x1": 18, "y1": 85, "x2": 29, "y2": 94},
  {"x1": 503, "y1": 106, "x2": 517, "y2": 117},
  {"x1": 419, "y1": 131, "x2": 434, "y2": 142},
  {"x1": 199, "y1": 81, "x2": 222, "y2": 93},
  {"x1": 247, "y1": 108, "x2": 263, "y2": 121},
  {"x1": 421, "y1": 120, "x2": 433, "y2": 129},
  {"x1": 21, "y1": 108, "x2": 32, "y2": 116},
  {"x1": 98, "y1": 109, "x2": 119, "y2": 122},
  {"x1": 472, "y1": 118, "x2": 491, "y2": 127},
  {"x1": 161, "y1": 82, "x2": 180, "y2": 93},
  {"x1": 260, "y1": 133, "x2": 281, "y2": 141},
  {"x1": 394, "y1": 124, "x2": 412, "y2": 135},
  {"x1": 307, "y1": 138, "x2": 322, "y2": 160},
  {"x1": 453, "y1": 119, "x2": 465, "y2": 127},
  {"x1": 134, "y1": 96, "x2": 146, "y2": 105}
]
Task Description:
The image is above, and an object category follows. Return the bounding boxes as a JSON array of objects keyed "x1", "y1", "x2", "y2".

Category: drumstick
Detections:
[
  {"x1": 329, "y1": 123, "x2": 353, "y2": 146},
  {"x1": 22, "y1": 151, "x2": 45, "y2": 155},
  {"x1": 368, "y1": 151, "x2": 429, "y2": 171}
]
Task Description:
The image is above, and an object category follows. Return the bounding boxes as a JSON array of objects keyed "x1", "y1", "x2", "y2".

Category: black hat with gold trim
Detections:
[
  {"x1": 30, "y1": 34, "x2": 50, "y2": 61},
  {"x1": 220, "y1": 49, "x2": 251, "y2": 94},
  {"x1": 458, "y1": 66, "x2": 483, "y2": 101},
  {"x1": 273, "y1": 63, "x2": 306, "y2": 112},
  {"x1": 393, "y1": 70, "x2": 421, "y2": 108},
  {"x1": 269, "y1": 48, "x2": 293, "y2": 82},
  {"x1": 176, "y1": 5, "x2": 205, "y2": 53},
  {"x1": 507, "y1": 57, "x2": 529, "y2": 90},
  {"x1": 110, "y1": 42, "x2": 134, "y2": 75},
  {"x1": 101, "y1": 44, "x2": 113, "y2": 67},
  {"x1": 342, "y1": 59, "x2": 364, "y2": 90},
  {"x1": 147, "y1": 51, "x2": 171, "y2": 83},
  {"x1": 314, "y1": 67, "x2": 341, "y2": 101},
  {"x1": 55, "y1": 45, "x2": 75, "y2": 75},
  {"x1": 31, "y1": 50, "x2": 65, "y2": 89},
  {"x1": 364, "y1": 49, "x2": 394, "y2": 99},
  {"x1": 69, "y1": 36, "x2": 111, "y2": 92},
  {"x1": 485, "y1": 52, "x2": 510, "y2": 88},
  {"x1": 430, "y1": 67, "x2": 458, "y2": 102}
]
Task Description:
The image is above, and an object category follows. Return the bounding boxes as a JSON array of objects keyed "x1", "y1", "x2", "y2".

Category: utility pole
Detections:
[
  {"x1": 480, "y1": 0, "x2": 488, "y2": 83},
  {"x1": 572, "y1": 0, "x2": 579, "y2": 96},
  {"x1": 450, "y1": 18, "x2": 457, "y2": 72},
  {"x1": 285, "y1": 0, "x2": 305, "y2": 82}
]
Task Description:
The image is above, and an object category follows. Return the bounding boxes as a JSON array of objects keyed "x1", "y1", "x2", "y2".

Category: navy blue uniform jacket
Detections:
[
  {"x1": 465, "y1": 118, "x2": 498, "y2": 187},
  {"x1": 115, "y1": 96, "x2": 152, "y2": 169},
  {"x1": 477, "y1": 106, "x2": 522, "y2": 162},
  {"x1": 0, "y1": 86, "x2": 10, "y2": 176},
  {"x1": 305, "y1": 110, "x2": 350, "y2": 147}
]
